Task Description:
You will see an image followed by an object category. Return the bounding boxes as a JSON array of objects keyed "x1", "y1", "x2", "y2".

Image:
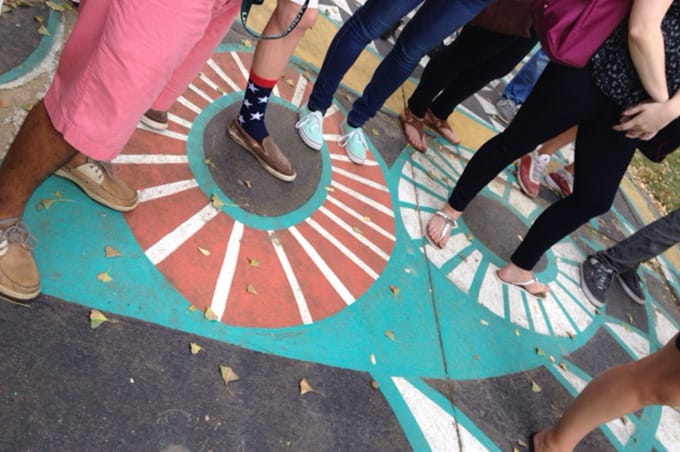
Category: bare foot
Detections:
[
  {"x1": 497, "y1": 263, "x2": 549, "y2": 297},
  {"x1": 400, "y1": 108, "x2": 426, "y2": 152},
  {"x1": 425, "y1": 110, "x2": 461, "y2": 145},
  {"x1": 425, "y1": 204, "x2": 461, "y2": 249}
]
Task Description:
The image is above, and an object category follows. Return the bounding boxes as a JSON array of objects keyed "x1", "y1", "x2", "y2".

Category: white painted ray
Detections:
[
  {"x1": 540, "y1": 293, "x2": 576, "y2": 336},
  {"x1": 272, "y1": 83, "x2": 281, "y2": 99},
  {"x1": 219, "y1": 54, "x2": 245, "y2": 91},
  {"x1": 488, "y1": 179, "x2": 505, "y2": 197},
  {"x1": 319, "y1": 4, "x2": 342, "y2": 23},
  {"x1": 367, "y1": 41, "x2": 379, "y2": 54},
  {"x1": 331, "y1": 181, "x2": 394, "y2": 217},
  {"x1": 651, "y1": 305, "x2": 679, "y2": 345},
  {"x1": 305, "y1": 217, "x2": 379, "y2": 279},
  {"x1": 556, "y1": 272, "x2": 598, "y2": 316},
  {"x1": 145, "y1": 203, "x2": 220, "y2": 265},
  {"x1": 167, "y1": 112, "x2": 193, "y2": 129},
  {"x1": 289, "y1": 225, "x2": 355, "y2": 305},
  {"x1": 138, "y1": 179, "x2": 199, "y2": 203},
  {"x1": 424, "y1": 231, "x2": 469, "y2": 268},
  {"x1": 408, "y1": 163, "x2": 450, "y2": 199},
  {"x1": 508, "y1": 286, "x2": 530, "y2": 329},
  {"x1": 472, "y1": 93, "x2": 498, "y2": 116},
  {"x1": 269, "y1": 231, "x2": 312, "y2": 324},
  {"x1": 656, "y1": 406, "x2": 680, "y2": 449},
  {"x1": 189, "y1": 83, "x2": 215, "y2": 104},
  {"x1": 177, "y1": 95, "x2": 202, "y2": 115},
  {"x1": 290, "y1": 74, "x2": 307, "y2": 107},
  {"x1": 607, "y1": 322, "x2": 650, "y2": 359},
  {"x1": 209, "y1": 221, "x2": 244, "y2": 319},
  {"x1": 508, "y1": 188, "x2": 538, "y2": 218},
  {"x1": 526, "y1": 295, "x2": 550, "y2": 335},
  {"x1": 478, "y1": 264, "x2": 505, "y2": 318},
  {"x1": 326, "y1": 195, "x2": 396, "y2": 242},
  {"x1": 412, "y1": 150, "x2": 456, "y2": 182},
  {"x1": 457, "y1": 147, "x2": 475, "y2": 161},
  {"x1": 553, "y1": 364, "x2": 635, "y2": 446},
  {"x1": 553, "y1": 275, "x2": 594, "y2": 332},
  {"x1": 318, "y1": 206, "x2": 389, "y2": 261},
  {"x1": 328, "y1": 152, "x2": 379, "y2": 166},
  {"x1": 198, "y1": 72, "x2": 222, "y2": 93},
  {"x1": 400, "y1": 206, "x2": 424, "y2": 240},
  {"x1": 325, "y1": 104, "x2": 339, "y2": 117},
  {"x1": 332, "y1": 167, "x2": 389, "y2": 192},
  {"x1": 392, "y1": 378, "x2": 488, "y2": 452},
  {"x1": 428, "y1": 148, "x2": 464, "y2": 176},
  {"x1": 447, "y1": 249, "x2": 482, "y2": 295},
  {"x1": 112, "y1": 154, "x2": 189, "y2": 164},
  {"x1": 136, "y1": 123, "x2": 188, "y2": 141},
  {"x1": 552, "y1": 242, "x2": 586, "y2": 262},
  {"x1": 496, "y1": 170, "x2": 509, "y2": 182}
]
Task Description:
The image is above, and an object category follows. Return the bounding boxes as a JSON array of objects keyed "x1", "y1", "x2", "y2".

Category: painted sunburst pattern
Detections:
[
  {"x1": 110, "y1": 48, "x2": 396, "y2": 328},
  {"x1": 398, "y1": 140, "x2": 599, "y2": 337}
]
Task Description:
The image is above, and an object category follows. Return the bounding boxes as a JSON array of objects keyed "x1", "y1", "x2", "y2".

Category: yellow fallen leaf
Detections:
[
  {"x1": 549, "y1": 355, "x2": 556, "y2": 363},
  {"x1": 219, "y1": 365, "x2": 239, "y2": 388},
  {"x1": 299, "y1": 377, "x2": 319, "y2": 395},
  {"x1": 248, "y1": 258, "x2": 260, "y2": 267},
  {"x1": 370, "y1": 380, "x2": 379, "y2": 390},
  {"x1": 54, "y1": 191, "x2": 62, "y2": 198},
  {"x1": 480, "y1": 319, "x2": 489, "y2": 326},
  {"x1": 241, "y1": 38, "x2": 253, "y2": 47},
  {"x1": 89, "y1": 309, "x2": 110, "y2": 329},
  {"x1": 198, "y1": 247, "x2": 211, "y2": 256},
  {"x1": 362, "y1": 216, "x2": 371, "y2": 222},
  {"x1": 40, "y1": 199, "x2": 55, "y2": 210},
  {"x1": 97, "y1": 271, "x2": 113, "y2": 283},
  {"x1": 190, "y1": 343, "x2": 203, "y2": 355},
  {"x1": 46, "y1": 1, "x2": 65, "y2": 11},
  {"x1": 535, "y1": 347, "x2": 545, "y2": 356},
  {"x1": 211, "y1": 194, "x2": 226, "y2": 210},
  {"x1": 371, "y1": 128, "x2": 380, "y2": 136},
  {"x1": 517, "y1": 439, "x2": 528, "y2": 447},
  {"x1": 531, "y1": 380, "x2": 542, "y2": 392},
  {"x1": 246, "y1": 283, "x2": 257, "y2": 295},
  {"x1": 626, "y1": 313, "x2": 634, "y2": 324},
  {"x1": 104, "y1": 246, "x2": 121, "y2": 257},
  {"x1": 204, "y1": 307, "x2": 218, "y2": 321},
  {"x1": 389, "y1": 285, "x2": 400, "y2": 296},
  {"x1": 514, "y1": 328, "x2": 520, "y2": 336},
  {"x1": 472, "y1": 354, "x2": 480, "y2": 360},
  {"x1": 384, "y1": 330, "x2": 395, "y2": 341},
  {"x1": 559, "y1": 362, "x2": 568, "y2": 371},
  {"x1": 286, "y1": 79, "x2": 295, "y2": 87},
  {"x1": 37, "y1": 24, "x2": 51, "y2": 37},
  {"x1": 517, "y1": 234, "x2": 523, "y2": 241},
  {"x1": 242, "y1": 179, "x2": 252, "y2": 188},
  {"x1": 204, "y1": 158, "x2": 216, "y2": 168},
  {"x1": 352, "y1": 226, "x2": 363, "y2": 235},
  {"x1": 187, "y1": 304, "x2": 198, "y2": 312},
  {"x1": 369, "y1": 354, "x2": 376, "y2": 365},
  {"x1": 325, "y1": 186, "x2": 335, "y2": 192}
]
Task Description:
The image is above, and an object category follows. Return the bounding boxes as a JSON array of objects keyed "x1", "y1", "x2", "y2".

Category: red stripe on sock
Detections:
[{"x1": 249, "y1": 72, "x2": 278, "y2": 88}]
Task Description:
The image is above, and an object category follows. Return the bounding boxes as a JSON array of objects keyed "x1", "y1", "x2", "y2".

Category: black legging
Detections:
[
  {"x1": 408, "y1": 25, "x2": 537, "y2": 119},
  {"x1": 448, "y1": 63, "x2": 640, "y2": 270}
]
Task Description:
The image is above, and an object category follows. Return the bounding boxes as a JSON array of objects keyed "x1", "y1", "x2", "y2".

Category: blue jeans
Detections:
[
  {"x1": 307, "y1": 0, "x2": 491, "y2": 127},
  {"x1": 597, "y1": 207, "x2": 680, "y2": 275},
  {"x1": 503, "y1": 48, "x2": 549, "y2": 105}
]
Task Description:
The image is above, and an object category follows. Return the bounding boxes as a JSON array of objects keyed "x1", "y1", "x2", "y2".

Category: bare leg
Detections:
[
  {"x1": 534, "y1": 334, "x2": 680, "y2": 451},
  {"x1": 0, "y1": 100, "x2": 76, "y2": 220}
]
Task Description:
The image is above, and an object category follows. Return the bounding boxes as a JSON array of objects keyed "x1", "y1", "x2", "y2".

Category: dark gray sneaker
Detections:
[
  {"x1": 617, "y1": 270, "x2": 646, "y2": 304},
  {"x1": 580, "y1": 256, "x2": 614, "y2": 307}
]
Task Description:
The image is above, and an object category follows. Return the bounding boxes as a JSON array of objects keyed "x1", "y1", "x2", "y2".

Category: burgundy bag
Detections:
[{"x1": 533, "y1": 0, "x2": 632, "y2": 68}]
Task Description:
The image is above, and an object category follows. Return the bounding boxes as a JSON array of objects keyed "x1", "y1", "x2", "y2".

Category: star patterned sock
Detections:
[{"x1": 237, "y1": 72, "x2": 276, "y2": 142}]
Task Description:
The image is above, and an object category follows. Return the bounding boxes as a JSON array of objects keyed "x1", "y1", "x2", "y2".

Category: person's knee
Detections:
[{"x1": 272, "y1": 1, "x2": 317, "y2": 32}]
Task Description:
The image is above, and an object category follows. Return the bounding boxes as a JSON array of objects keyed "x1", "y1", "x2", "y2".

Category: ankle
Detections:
[{"x1": 440, "y1": 203, "x2": 461, "y2": 222}]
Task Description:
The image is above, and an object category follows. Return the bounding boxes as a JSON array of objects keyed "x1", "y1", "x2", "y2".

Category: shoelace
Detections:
[
  {"x1": 0, "y1": 221, "x2": 36, "y2": 251},
  {"x1": 529, "y1": 153, "x2": 550, "y2": 183},
  {"x1": 338, "y1": 127, "x2": 368, "y2": 151},
  {"x1": 84, "y1": 158, "x2": 113, "y2": 182},
  {"x1": 295, "y1": 110, "x2": 323, "y2": 132},
  {"x1": 591, "y1": 260, "x2": 613, "y2": 291}
]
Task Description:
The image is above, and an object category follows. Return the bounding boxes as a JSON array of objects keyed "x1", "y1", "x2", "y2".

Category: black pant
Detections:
[
  {"x1": 448, "y1": 63, "x2": 639, "y2": 270},
  {"x1": 408, "y1": 25, "x2": 537, "y2": 119}
]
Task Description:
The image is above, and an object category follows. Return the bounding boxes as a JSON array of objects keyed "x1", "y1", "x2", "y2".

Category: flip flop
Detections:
[
  {"x1": 425, "y1": 210, "x2": 456, "y2": 249},
  {"x1": 495, "y1": 270, "x2": 549, "y2": 299},
  {"x1": 399, "y1": 108, "x2": 427, "y2": 152},
  {"x1": 424, "y1": 110, "x2": 461, "y2": 145}
]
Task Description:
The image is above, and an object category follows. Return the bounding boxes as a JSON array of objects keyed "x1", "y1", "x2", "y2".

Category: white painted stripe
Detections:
[
  {"x1": 290, "y1": 74, "x2": 307, "y2": 108},
  {"x1": 607, "y1": 322, "x2": 650, "y2": 359},
  {"x1": 138, "y1": 179, "x2": 199, "y2": 203},
  {"x1": 198, "y1": 72, "x2": 221, "y2": 92},
  {"x1": 145, "y1": 203, "x2": 220, "y2": 265},
  {"x1": 289, "y1": 225, "x2": 355, "y2": 305},
  {"x1": 447, "y1": 249, "x2": 482, "y2": 295},
  {"x1": 426, "y1": 225, "x2": 467, "y2": 269},
  {"x1": 331, "y1": 181, "x2": 394, "y2": 217},
  {"x1": 177, "y1": 96, "x2": 202, "y2": 115},
  {"x1": 269, "y1": 231, "x2": 313, "y2": 324},
  {"x1": 318, "y1": 206, "x2": 389, "y2": 261},
  {"x1": 553, "y1": 277, "x2": 593, "y2": 332},
  {"x1": 526, "y1": 295, "x2": 550, "y2": 335},
  {"x1": 652, "y1": 305, "x2": 679, "y2": 345},
  {"x1": 112, "y1": 154, "x2": 189, "y2": 165},
  {"x1": 409, "y1": 160, "x2": 450, "y2": 199},
  {"x1": 508, "y1": 286, "x2": 530, "y2": 329},
  {"x1": 136, "y1": 123, "x2": 188, "y2": 141},
  {"x1": 508, "y1": 188, "x2": 538, "y2": 218},
  {"x1": 541, "y1": 294, "x2": 575, "y2": 337},
  {"x1": 332, "y1": 167, "x2": 389, "y2": 192},
  {"x1": 555, "y1": 262, "x2": 597, "y2": 316},
  {"x1": 325, "y1": 104, "x2": 339, "y2": 117},
  {"x1": 209, "y1": 222, "x2": 244, "y2": 319},
  {"x1": 328, "y1": 152, "x2": 379, "y2": 166},
  {"x1": 209, "y1": 57, "x2": 240, "y2": 92},
  {"x1": 167, "y1": 112, "x2": 193, "y2": 130},
  {"x1": 478, "y1": 265, "x2": 505, "y2": 318},
  {"x1": 189, "y1": 83, "x2": 215, "y2": 104},
  {"x1": 326, "y1": 195, "x2": 396, "y2": 241},
  {"x1": 656, "y1": 406, "x2": 680, "y2": 449},
  {"x1": 305, "y1": 217, "x2": 379, "y2": 279}
]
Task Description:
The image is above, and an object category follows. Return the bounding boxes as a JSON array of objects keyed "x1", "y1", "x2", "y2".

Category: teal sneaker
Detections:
[
  {"x1": 338, "y1": 119, "x2": 367, "y2": 165},
  {"x1": 295, "y1": 104, "x2": 324, "y2": 151}
]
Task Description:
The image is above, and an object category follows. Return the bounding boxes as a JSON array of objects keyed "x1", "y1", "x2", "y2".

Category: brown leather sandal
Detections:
[
  {"x1": 399, "y1": 108, "x2": 427, "y2": 152},
  {"x1": 424, "y1": 110, "x2": 461, "y2": 145}
]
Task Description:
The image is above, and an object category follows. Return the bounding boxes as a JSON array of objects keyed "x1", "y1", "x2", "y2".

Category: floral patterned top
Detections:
[{"x1": 591, "y1": 0, "x2": 680, "y2": 108}]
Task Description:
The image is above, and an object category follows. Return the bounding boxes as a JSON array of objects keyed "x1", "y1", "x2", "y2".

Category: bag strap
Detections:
[{"x1": 240, "y1": 0, "x2": 310, "y2": 40}]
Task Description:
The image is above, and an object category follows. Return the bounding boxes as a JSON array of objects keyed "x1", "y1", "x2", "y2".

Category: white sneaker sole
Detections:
[{"x1": 140, "y1": 115, "x2": 169, "y2": 131}]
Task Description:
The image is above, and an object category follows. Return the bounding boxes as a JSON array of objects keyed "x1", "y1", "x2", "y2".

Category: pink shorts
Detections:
[{"x1": 44, "y1": 0, "x2": 239, "y2": 160}]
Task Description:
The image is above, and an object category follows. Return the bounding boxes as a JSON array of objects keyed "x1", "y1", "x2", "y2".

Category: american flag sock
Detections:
[{"x1": 237, "y1": 72, "x2": 276, "y2": 142}]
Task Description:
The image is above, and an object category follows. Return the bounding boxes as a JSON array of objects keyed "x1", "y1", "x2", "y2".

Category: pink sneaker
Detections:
[
  {"x1": 516, "y1": 151, "x2": 550, "y2": 197},
  {"x1": 546, "y1": 168, "x2": 574, "y2": 197}
]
